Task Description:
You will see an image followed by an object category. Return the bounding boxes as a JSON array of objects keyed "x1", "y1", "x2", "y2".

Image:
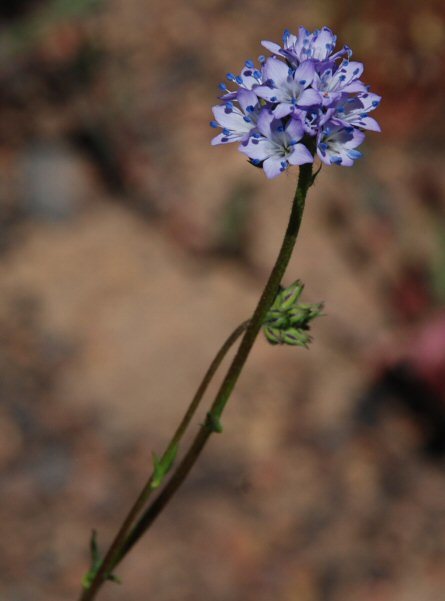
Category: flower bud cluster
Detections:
[
  {"x1": 210, "y1": 26, "x2": 381, "y2": 178},
  {"x1": 263, "y1": 281, "x2": 324, "y2": 347}
]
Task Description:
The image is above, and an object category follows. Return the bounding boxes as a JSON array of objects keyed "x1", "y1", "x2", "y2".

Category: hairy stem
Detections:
[
  {"x1": 114, "y1": 161, "x2": 314, "y2": 569},
  {"x1": 78, "y1": 320, "x2": 249, "y2": 601}
]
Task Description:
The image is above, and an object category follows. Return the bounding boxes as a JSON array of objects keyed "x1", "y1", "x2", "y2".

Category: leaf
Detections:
[
  {"x1": 81, "y1": 530, "x2": 121, "y2": 589},
  {"x1": 151, "y1": 443, "x2": 179, "y2": 490}
]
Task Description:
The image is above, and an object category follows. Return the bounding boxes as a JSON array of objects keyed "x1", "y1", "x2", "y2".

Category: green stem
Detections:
[
  {"x1": 78, "y1": 320, "x2": 249, "y2": 601},
  {"x1": 114, "y1": 161, "x2": 314, "y2": 568}
]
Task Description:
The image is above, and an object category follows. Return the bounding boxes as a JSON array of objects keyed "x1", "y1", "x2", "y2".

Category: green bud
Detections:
[
  {"x1": 277, "y1": 280, "x2": 304, "y2": 311},
  {"x1": 263, "y1": 281, "x2": 323, "y2": 349},
  {"x1": 263, "y1": 326, "x2": 283, "y2": 345},
  {"x1": 282, "y1": 328, "x2": 312, "y2": 348},
  {"x1": 264, "y1": 309, "x2": 288, "y2": 328}
]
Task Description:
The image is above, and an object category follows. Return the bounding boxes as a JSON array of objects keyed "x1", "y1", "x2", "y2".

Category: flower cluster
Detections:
[
  {"x1": 262, "y1": 280, "x2": 324, "y2": 347},
  {"x1": 210, "y1": 27, "x2": 381, "y2": 178}
]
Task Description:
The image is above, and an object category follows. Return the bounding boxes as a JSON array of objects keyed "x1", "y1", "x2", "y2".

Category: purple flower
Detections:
[
  {"x1": 211, "y1": 90, "x2": 261, "y2": 145},
  {"x1": 293, "y1": 106, "x2": 333, "y2": 136},
  {"x1": 313, "y1": 60, "x2": 366, "y2": 106},
  {"x1": 210, "y1": 26, "x2": 381, "y2": 176},
  {"x1": 262, "y1": 27, "x2": 351, "y2": 68},
  {"x1": 239, "y1": 111, "x2": 313, "y2": 179},
  {"x1": 218, "y1": 60, "x2": 265, "y2": 102},
  {"x1": 332, "y1": 92, "x2": 382, "y2": 131},
  {"x1": 254, "y1": 58, "x2": 322, "y2": 118},
  {"x1": 317, "y1": 121, "x2": 365, "y2": 166}
]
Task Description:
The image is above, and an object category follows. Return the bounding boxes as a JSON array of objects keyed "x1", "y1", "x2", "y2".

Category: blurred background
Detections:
[{"x1": 1, "y1": 1, "x2": 445, "y2": 600}]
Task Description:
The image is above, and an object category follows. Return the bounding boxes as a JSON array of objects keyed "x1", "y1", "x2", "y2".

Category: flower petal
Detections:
[
  {"x1": 254, "y1": 85, "x2": 285, "y2": 103},
  {"x1": 256, "y1": 109, "x2": 275, "y2": 137},
  {"x1": 238, "y1": 137, "x2": 273, "y2": 161},
  {"x1": 294, "y1": 60, "x2": 315, "y2": 87},
  {"x1": 262, "y1": 57, "x2": 290, "y2": 86},
  {"x1": 212, "y1": 105, "x2": 247, "y2": 131},
  {"x1": 287, "y1": 143, "x2": 314, "y2": 166},
  {"x1": 263, "y1": 156, "x2": 285, "y2": 178},
  {"x1": 237, "y1": 89, "x2": 259, "y2": 113},
  {"x1": 286, "y1": 116, "x2": 305, "y2": 141},
  {"x1": 261, "y1": 40, "x2": 282, "y2": 55},
  {"x1": 357, "y1": 115, "x2": 381, "y2": 132},
  {"x1": 297, "y1": 88, "x2": 322, "y2": 107},
  {"x1": 272, "y1": 103, "x2": 293, "y2": 119}
]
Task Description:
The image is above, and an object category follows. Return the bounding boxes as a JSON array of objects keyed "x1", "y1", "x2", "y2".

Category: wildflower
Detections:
[
  {"x1": 317, "y1": 121, "x2": 365, "y2": 166},
  {"x1": 262, "y1": 26, "x2": 351, "y2": 67},
  {"x1": 254, "y1": 58, "x2": 321, "y2": 118},
  {"x1": 218, "y1": 60, "x2": 265, "y2": 102},
  {"x1": 312, "y1": 60, "x2": 366, "y2": 106},
  {"x1": 210, "y1": 90, "x2": 261, "y2": 145},
  {"x1": 211, "y1": 26, "x2": 381, "y2": 177},
  {"x1": 332, "y1": 92, "x2": 382, "y2": 131},
  {"x1": 239, "y1": 111, "x2": 313, "y2": 179}
]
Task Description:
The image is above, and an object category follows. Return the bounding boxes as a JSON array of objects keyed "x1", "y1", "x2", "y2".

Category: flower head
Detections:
[{"x1": 210, "y1": 26, "x2": 381, "y2": 178}]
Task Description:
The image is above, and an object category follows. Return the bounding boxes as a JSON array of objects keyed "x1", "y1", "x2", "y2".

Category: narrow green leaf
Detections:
[{"x1": 150, "y1": 444, "x2": 179, "y2": 490}]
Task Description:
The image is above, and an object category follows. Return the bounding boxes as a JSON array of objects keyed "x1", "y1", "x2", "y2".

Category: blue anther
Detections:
[
  {"x1": 210, "y1": 121, "x2": 219, "y2": 128},
  {"x1": 245, "y1": 59, "x2": 254, "y2": 69},
  {"x1": 347, "y1": 149, "x2": 363, "y2": 160}
]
